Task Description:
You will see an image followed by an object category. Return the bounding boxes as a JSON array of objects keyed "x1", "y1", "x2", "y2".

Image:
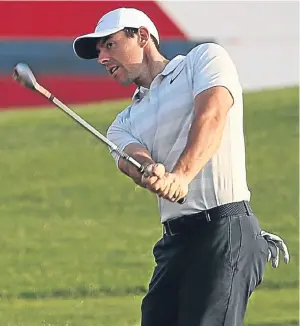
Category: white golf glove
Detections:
[{"x1": 260, "y1": 230, "x2": 290, "y2": 268}]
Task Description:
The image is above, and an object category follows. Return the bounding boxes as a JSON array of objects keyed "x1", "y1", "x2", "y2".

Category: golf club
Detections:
[{"x1": 13, "y1": 63, "x2": 186, "y2": 204}]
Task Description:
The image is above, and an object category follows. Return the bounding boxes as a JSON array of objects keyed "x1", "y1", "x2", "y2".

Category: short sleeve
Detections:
[
  {"x1": 187, "y1": 43, "x2": 242, "y2": 100},
  {"x1": 106, "y1": 108, "x2": 144, "y2": 167}
]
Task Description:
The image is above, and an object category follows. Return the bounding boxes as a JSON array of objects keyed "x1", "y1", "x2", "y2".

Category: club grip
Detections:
[
  {"x1": 140, "y1": 164, "x2": 187, "y2": 204},
  {"x1": 177, "y1": 197, "x2": 186, "y2": 204}
]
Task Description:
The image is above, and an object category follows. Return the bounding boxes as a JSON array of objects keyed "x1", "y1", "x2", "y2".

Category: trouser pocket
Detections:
[
  {"x1": 238, "y1": 214, "x2": 269, "y2": 290},
  {"x1": 254, "y1": 233, "x2": 269, "y2": 286}
]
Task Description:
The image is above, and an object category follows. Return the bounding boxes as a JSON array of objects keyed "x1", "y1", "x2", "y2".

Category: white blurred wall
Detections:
[{"x1": 158, "y1": 1, "x2": 299, "y2": 90}]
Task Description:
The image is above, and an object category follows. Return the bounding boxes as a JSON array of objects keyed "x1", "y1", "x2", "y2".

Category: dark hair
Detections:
[{"x1": 124, "y1": 27, "x2": 160, "y2": 51}]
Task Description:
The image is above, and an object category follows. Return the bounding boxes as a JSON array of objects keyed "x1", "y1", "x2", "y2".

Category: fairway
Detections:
[{"x1": 0, "y1": 87, "x2": 298, "y2": 326}]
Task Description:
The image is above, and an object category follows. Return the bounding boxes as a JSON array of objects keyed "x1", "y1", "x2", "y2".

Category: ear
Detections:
[{"x1": 138, "y1": 27, "x2": 150, "y2": 47}]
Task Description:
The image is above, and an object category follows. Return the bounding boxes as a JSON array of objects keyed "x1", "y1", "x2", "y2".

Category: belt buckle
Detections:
[{"x1": 165, "y1": 220, "x2": 180, "y2": 236}]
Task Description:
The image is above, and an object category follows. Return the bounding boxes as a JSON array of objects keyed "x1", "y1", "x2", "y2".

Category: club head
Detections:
[{"x1": 13, "y1": 63, "x2": 37, "y2": 90}]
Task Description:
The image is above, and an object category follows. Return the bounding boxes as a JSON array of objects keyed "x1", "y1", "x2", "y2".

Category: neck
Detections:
[{"x1": 135, "y1": 51, "x2": 168, "y2": 88}]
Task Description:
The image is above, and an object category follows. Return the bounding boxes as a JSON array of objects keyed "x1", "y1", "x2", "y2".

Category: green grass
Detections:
[{"x1": 0, "y1": 87, "x2": 298, "y2": 325}]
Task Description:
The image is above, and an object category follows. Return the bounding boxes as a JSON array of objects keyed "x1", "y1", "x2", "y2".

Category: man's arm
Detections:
[
  {"x1": 107, "y1": 112, "x2": 166, "y2": 192},
  {"x1": 150, "y1": 86, "x2": 232, "y2": 202},
  {"x1": 172, "y1": 86, "x2": 233, "y2": 183},
  {"x1": 118, "y1": 144, "x2": 167, "y2": 190},
  {"x1": 107, "y1": 112, "x2": 155, "y2": 187},
  {"x1": 118, "y1": 143, "x2": 155, "y2": 187},
  {"x1": 148, "y1": 43, "x2": 240, "y2": 202}
]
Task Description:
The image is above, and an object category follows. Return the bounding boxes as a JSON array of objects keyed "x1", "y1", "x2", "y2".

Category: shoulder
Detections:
[
  {"x1": 107, "y1": 106, "x2": 132, "y2": 131},
  {"x1": 186, "y1": 42, "x2": 234, "y2": 66},
  {"x1": 113, "y1": 105, "x2": 132, "y2": 122},
  {"x1": 186, "y1": 42, "x2": 239, "y2": 79},
  {"x1": 187, "y1": 42, "x2": 230, "y2": 58}
]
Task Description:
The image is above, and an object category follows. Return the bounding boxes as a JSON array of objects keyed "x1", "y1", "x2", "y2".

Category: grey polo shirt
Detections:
[{"x1": 107, "y1": 43, "x2": 251, "y2": 223}]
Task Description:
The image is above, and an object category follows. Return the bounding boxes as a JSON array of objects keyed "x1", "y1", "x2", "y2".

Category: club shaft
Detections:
[
  {"x1": 36, "y1": 84, "x2": 144, "y2": 172},
  {"x1": 34, "y1": 83, "x2": 185, "y2": 204}
]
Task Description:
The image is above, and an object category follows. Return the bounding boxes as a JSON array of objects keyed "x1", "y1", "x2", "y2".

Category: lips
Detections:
[{"x1": 109, "y1": 66, "x2": 119, "y2": 75}]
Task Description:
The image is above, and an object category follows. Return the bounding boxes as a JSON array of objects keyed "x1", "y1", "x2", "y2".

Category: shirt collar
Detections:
[
  {"x1": 131, "y1": 86, "x2": 149, "y2": 102},
  {"x1": 132, "y1": 55, "x2": 185, "y2": 102},
  {"x1": 161, "y1": 55, "x2": 185, "y2": 76}
]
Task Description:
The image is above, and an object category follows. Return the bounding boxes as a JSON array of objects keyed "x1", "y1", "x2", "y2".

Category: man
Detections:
[{"x1": 73, "y1": 7, "x2": 290, "y2": 326}]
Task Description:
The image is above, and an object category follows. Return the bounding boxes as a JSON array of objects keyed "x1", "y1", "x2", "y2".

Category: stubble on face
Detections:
[{"x1": 96, "y1": 31, "x2": 144, "y2": 86}]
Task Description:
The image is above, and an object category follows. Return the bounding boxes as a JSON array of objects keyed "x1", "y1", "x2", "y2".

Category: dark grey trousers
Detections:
[{"x1": 141, "y1": 211, "x2": 268, "y2": 326}]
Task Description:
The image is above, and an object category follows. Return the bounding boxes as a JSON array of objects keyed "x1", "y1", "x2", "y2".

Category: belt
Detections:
[{"x1": 163, "y1": 201, "x2": 252, "y2": 236}]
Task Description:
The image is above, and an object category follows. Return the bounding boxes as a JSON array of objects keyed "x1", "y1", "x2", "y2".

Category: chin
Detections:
[{"x1": 119, "y1": 79, "x2": 133, "y2": 86}]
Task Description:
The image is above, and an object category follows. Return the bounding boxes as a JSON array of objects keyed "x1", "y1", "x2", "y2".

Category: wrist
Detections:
[{"x1": 172, "y1": 168, "x2": 193, "y2": 184}]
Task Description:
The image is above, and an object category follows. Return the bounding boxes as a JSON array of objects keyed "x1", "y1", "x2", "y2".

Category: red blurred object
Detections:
[
  {"x1": 0, "y1": 1, "x2": 185, "y2": 39},
  {"x1": 0, "y1": 75, "x2": 136, "y2": 109},
  {"x1": 0, "y1": 1, "x2": 186, "y2": 109}
]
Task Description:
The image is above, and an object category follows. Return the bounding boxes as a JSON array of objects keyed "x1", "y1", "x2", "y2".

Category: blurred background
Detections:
[
  {"x1": 0, "y1": 1, "x2": 298, "y2": 108},
  {"x1": 0, "y1": 1, "x2": 298, "y2": 326}
]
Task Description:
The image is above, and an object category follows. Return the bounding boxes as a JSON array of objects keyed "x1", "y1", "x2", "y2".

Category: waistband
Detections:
[{"x1": 163, "y1": 201, "x2": 252, "y2": 236}]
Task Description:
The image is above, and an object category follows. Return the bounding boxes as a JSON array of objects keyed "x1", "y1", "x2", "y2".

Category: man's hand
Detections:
[
  {"x1": 141, "y1": 163, "x2": 166, "y2": 192},
  {"x1": 261, "y1": 230, "x2": 290, "y2": 268},
  {"x1": 141, "y1": 164, "x2": 188, "y2": 202},
  {"x1": 156, "y1": 172, "x2": 188, "y2": 202}
]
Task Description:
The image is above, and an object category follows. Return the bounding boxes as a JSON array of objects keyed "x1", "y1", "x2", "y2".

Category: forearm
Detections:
[
  {"x1": 172, "y1": 111, "x2": 226, "y2": 183},
  {"x1": 118, "y1": 143, "x2": 155, "y2": 187}
]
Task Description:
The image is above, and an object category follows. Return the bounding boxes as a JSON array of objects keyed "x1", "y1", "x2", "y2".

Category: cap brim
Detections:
[{"x1": 73, "y1": 27, "x2": 123, "y2": 59}]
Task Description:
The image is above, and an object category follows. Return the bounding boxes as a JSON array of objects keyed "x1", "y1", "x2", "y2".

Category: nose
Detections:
[{"x1": 97, "y1": 50, "x2": 109, "y2": 65}]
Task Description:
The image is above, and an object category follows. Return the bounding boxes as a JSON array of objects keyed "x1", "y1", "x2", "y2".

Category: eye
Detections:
[{"x1": 106, "y1": 42, "x2": 114, "y2": 49}]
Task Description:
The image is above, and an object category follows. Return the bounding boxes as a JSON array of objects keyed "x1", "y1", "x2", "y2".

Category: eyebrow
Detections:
[
  {"x1": 99, "y1": 35, "x2": 113, "y2": 46},
  {"x1": 96, "y1": 35, "x2": 113, "y2": 55}
]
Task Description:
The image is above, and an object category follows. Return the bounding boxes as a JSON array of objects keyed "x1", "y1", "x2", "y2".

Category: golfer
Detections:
[{"x1": 73, "y1": 7, "x2": 290, "y2": 326}]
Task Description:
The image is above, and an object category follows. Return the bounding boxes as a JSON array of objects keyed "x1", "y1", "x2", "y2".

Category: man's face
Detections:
[{"x1": 96, "y1": 30, "x2": 144, "y2": 86}]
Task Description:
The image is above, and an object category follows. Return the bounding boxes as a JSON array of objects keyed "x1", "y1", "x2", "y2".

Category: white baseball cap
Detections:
[{"x1": 73, "y1": 7, "x2": 160, "y2": 60}]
